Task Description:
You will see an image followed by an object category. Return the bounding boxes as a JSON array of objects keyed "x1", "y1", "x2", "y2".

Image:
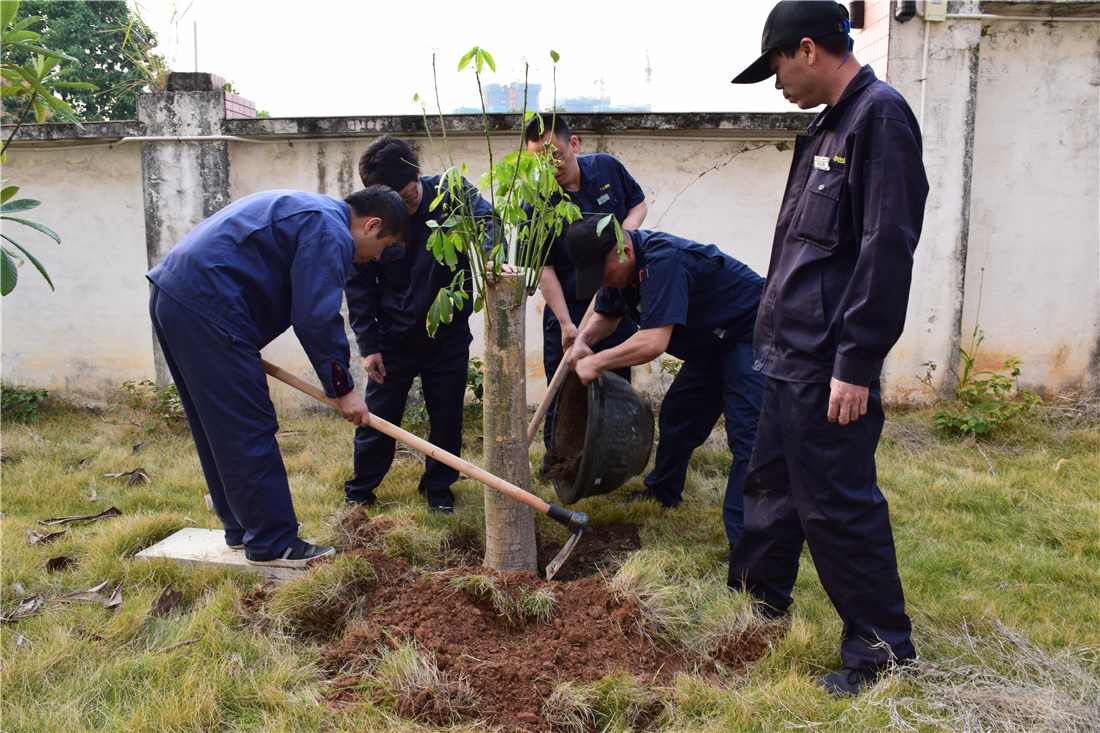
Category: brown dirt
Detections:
[
  {"x1": 322, "y1": 553, "x2": 699, "y2": 732},
  {"x1": 239, "y1": 515, "x2": 781, "y2": 731},
  {"x1": 537, "y1": 522, "x2": 642, "y2": 582},
  {"x1": 543, "y1": 445, "x2": 582, "y2": 487}
]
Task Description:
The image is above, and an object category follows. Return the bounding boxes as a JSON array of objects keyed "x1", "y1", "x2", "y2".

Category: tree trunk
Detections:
[{"x1": 482, "y1": 272, "x2": 537, "y2": 572}]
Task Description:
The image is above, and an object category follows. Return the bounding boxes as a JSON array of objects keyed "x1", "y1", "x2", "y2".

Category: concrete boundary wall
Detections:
[{"x1": 3, "y1": 16, "x2": 1098, "y2": 413}]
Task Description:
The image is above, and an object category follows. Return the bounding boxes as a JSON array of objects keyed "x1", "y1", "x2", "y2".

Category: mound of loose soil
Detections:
[{"x1": 323, "y1": 551, "x2": 697, "y2": 732}]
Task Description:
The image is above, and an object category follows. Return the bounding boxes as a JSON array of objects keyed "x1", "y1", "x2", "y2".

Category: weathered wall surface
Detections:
[
  {"x1": 885, "y1": 5, "x2": 1100, "y2": 400},
  {"x1": 1, "y1": 145, "x2": 152, "y2": 402},
  {"x1": 3, "y1": 13, "x2": 1099, "y2": 413}
]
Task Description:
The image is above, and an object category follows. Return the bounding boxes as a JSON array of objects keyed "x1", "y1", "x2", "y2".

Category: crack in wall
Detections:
[{"x1": 651, "y1": 143, "x2": 770, "y2": 230}]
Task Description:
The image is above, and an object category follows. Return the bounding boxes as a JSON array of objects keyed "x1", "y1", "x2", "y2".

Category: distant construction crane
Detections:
[{"x1": 645, "y1": 50, "x2": 653, "y2": 112}]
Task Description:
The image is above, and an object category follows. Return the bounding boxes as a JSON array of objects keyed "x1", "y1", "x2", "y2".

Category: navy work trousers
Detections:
[
  {"x1": 149, "y1": 285, "x2": 298, "y2": 562},
  {"x1": 728, "y1": 378, "x2": 914, "y2": 670},
  {"x1": 345, "y1": 330, "x2": 472, "y2": 507},
  {"x1": 643, "y1": 332, "x2": 764, "y2": 549},
  {"x1": 542, "y1": 310, "x2": 634, "y2": 453}
]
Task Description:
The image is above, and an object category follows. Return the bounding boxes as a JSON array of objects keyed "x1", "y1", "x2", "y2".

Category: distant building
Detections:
[
  {"x1": 556, "y1": 95, "x2": 648, "y2": 113},
  {"x1": 454, "y1": 81, "x2": 542, "y2": 114}
]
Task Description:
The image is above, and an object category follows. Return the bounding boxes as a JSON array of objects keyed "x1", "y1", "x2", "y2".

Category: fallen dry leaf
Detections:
[
  {"x1": 105, "y1": 582, "x2": 123, "y2": 609},
  {"x1": 38, "y1": 507, "x2": 122, "y2": 526},
  {"x1": 125, "y1": 468, "x2": 151, "y2": 487},
  {"x1": 205, "y1": 493, "x2": 213, "y2": 512},
  {"x1": 1, "y1": 595, "x2": 42, "y2": 621},
  {"x1": 45, "y1": 556, "x2": 73, "y2": 572},
  {"x1": 54, "y1": 580, "x2": 113, "y2": 605},
  {"x1": 1054, "y1": 458, "x2": 1071, "y2": 472},
  {"x1": 88, "y1": 487, "x2": 98, "y2": 502},
  {"x1": 151, "y1": 583, "x2": 183, "y2": 617},
  {"x1": 26, "y1": 527, "x2": 67, "y2": 545},
  {"x1": 132, "y1": 441, "x2": 153, "y2": 455},
  {"x1": 76, "y1": 457, "x2": 90, "y2": 471}
]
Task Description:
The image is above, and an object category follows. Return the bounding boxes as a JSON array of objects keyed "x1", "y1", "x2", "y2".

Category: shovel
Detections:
[{"x1": 261, "y1": 359, "x2": 587, "y2": 580}]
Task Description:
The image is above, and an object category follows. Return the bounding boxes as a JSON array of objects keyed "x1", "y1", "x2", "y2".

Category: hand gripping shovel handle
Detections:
[
  {"x1": 261, "y1": 360, "x2": 587, "y2": 577},
  {"x1": 526, "y1": 295, "x2": 598, "y2": 446}
]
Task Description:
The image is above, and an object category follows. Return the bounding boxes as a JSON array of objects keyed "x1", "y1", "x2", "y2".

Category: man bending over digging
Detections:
[
  {"x1": 147, "y1": 187, "x2": 408, "y2": 568},
  {"x1": 563, "y1": 215, "x2": 766, "y2": 553}
]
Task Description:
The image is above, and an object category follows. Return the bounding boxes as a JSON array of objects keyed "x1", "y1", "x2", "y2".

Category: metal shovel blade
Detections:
[{"x1": 545, "y1": 530, "x2": 583, "y2": 581}]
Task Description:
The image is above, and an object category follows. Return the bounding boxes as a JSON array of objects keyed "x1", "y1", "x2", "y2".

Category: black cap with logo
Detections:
[
  {"x1": 563, "y1": 214, "x2": 620, "y2": 301},
  {"x1": 732, "y1": 1, "x2": 851, "y2": 84}
]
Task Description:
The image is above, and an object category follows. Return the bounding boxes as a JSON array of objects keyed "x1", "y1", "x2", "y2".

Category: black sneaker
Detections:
[
  {"x1": 619, "y1": 488, "x2": 680, "y2": 509},
  {"x1": 429, "y1": 504, "x2": 455, "y2": 515},
  {"x1": 228, "y1": 521, "x2": 302, "y2": 550},
  {"x1": 815, "y1": 667, "x2": 881, "y2": 697},
  {"x1": 246, "y1": 538, "x2": 335, "y2": 568}
]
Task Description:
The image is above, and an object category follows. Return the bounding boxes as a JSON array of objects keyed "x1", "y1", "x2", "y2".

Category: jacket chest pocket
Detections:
[{"x1": 794, "y1": 167, "x2": 845, "y2": 251}]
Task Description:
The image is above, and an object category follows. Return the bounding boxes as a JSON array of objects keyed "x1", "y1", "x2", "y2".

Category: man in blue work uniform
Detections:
[
  {"x1": 148, "y1": 186, "x2": 409, "y2": 568},
  {"x1": 728, "y1": 1, "x2": 929, "y2": 697},
  {"x1": 523, "y1": 115, "x2": 646, "y2": 468},
  {"x1": 563, "y1": 216, "x2": 765, "y2": 552},
  {"x1": 344, "y1": 135, "x2": 495, "y2": 513}
]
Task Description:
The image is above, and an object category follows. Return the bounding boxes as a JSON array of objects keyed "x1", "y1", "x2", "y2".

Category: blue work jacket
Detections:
[
  {"x1": 346, "y1": 175, "x2": 494, "y2": 353},
  {"x1": 753, "y1": 66, "x2": 929, "y2": 386},
  {"x1": 526, "y1": 153, "x2": 646, "y2": 323},
  {"x1": 596, "y1": 230, "x2": 765, "y2": 362},
  {"x1": 147, "y1": 190, "x2": 360, "y2": 398}
]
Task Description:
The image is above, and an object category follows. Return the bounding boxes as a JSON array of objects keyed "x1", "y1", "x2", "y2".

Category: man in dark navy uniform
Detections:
[
  {"x1": 728, "y1": 1, "x2": 929, "y2": 697},
  {"x1": 148, "y1": 186, "x2": 408, "y2": 568},
  {"x1": 523, "y1": 115, "x2": 646, "y2": 467},
  {"x1": 563, "y1": 216, "x2": 766, "y2": 552},
  {"x1": 344, "y1": 135, "x2": 495, "y2": 513}
]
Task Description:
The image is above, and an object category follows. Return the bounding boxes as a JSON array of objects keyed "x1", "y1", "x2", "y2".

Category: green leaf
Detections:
[
  {"x1": 5, "y1": 41, "x2": 75, "y2": 62},
  {"x1": 550, "y1": 50, "x2": 560, "y2": 63},
  {"x1": 458, "y1": 47, "x2": 478, "y2": 72},
  {"x1": 0, "y1": 84, "x2": 30, "y2": 96},
  {"x1": 1, "y1": 185, "x2": 17, "y2": 204},
  {"x1": 480, "y1": 49, "x2": 496, "y2": 72},
  {"x1": 595, "y1": 214, "x2": 613, "y2": 237},
  {"x1": 473, "y1": 295, "x2": 483, "y2": 313},
  {"x1": 3, "y1": 216, "x2": 60, "y2": 243},
  {"x1": 412, "y1": 92, "x2": 420, "y2": 102},
  {"x1": 1, "y1": 1, "x2": 20, "y2": 29},
  {"x1": 2, "y1": 235, "x2": 53, "y2": 290},
  {"x1": 1, "y1": 248, "x2": 18, "y2": 296},
  {"x1": 1, "y1": 198, "x2": 40, "y2": 213}
]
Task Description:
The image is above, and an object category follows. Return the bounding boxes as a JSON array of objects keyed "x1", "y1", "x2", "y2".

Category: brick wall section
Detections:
[
  {"x1": 853, "y1": 0, "x2": 891, "y2": 81},
  {"x1": 208, "y1": 73, "x2": 257, "y2": 119}
]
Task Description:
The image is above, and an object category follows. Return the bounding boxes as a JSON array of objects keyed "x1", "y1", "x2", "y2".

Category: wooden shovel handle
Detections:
[
  {"x1": 261, "y1": 359, "x2": 554, "y2": 516},
  {"x1": 526, "y1": 295, "x2": 598, "y2": 445}
]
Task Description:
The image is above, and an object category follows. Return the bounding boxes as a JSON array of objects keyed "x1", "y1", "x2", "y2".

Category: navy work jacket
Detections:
[
  {"x1": 527, "y1": 153, "x2": 645, "y2": 324},
  {"x1": 346, "y1": 175, "x2": 493, "y2": 354},
  {"x1": 596, "y1": 230, "x2": 765, "y2": 362},
  {"x1": 754, "y1": 66, "x2": 929, "y2": 386},
  {"x1": 147, "y1": 190, "x2": 361, "y2": 398}
]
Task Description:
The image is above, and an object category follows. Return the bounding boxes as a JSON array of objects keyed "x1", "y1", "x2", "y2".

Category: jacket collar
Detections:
[{"x1": 809, "y1": 65, "x2": 878, "y2": 134}]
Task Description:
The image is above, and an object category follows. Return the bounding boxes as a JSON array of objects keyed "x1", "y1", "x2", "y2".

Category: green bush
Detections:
[
  {"x1": 1, "y1": 382, "x2": 48, "y2": 422},
  {"x1": 105, "y1": 378, "x2": 186, "y2": 431}
]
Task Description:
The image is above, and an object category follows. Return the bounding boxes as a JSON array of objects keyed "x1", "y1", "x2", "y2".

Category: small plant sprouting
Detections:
[
  {"x1": 920, "y1": 270, "x2": 1040, "y2": 435},
  {"x1": 105, "y1": 379, "x2": 186, "y2": 432}
]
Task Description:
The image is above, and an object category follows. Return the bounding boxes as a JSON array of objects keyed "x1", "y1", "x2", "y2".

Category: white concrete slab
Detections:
[{"x1": 136, "y1": 528, "x2": 302, "y2": 580}]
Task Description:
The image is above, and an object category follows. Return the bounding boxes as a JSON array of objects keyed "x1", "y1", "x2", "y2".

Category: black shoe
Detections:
[
  {"x1": 429, "y1": 504, "x2": 455, "y2": 515},
  {"x1": 345, "y1": 493, "x2": 377, "y2": 508},
  {"x1": 246, "y1": 538, "x2": 335, "y2": 568},
  {"x1": 228, "y1": 521, "x2": 302, "y2": 550},
  {"x1": 619, "y1": 488, "x2": 679, "y2": 508},
  {"x1": 815, "y1": 667, "x2": 881, "y2": 697}
]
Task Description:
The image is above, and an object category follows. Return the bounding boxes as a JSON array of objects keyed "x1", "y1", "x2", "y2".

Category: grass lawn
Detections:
[{"x1": 1, "y1": 391, "x2": 1097, "y2": 732}]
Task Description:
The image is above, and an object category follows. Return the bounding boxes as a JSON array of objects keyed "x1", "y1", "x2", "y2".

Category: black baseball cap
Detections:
[
  {"x1": 732, "y1": 1, "x2": 851, "y2": 84},
  {"x1": 563, "y1": 214, "x2": 619, "y2": 301}
]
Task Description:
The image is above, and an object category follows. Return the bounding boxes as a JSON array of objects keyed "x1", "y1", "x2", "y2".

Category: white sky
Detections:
[{"x1": 137, "y1": 0, "x2": 798, "y2": 118}]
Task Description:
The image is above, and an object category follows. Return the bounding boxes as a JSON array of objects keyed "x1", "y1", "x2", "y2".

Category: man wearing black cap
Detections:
[
  {"x1": 728, "y1": 1, "x2": 929, "y2": 697},
  {"x1": 562, "y1": 216, "x2": 766, "y2": 553}
]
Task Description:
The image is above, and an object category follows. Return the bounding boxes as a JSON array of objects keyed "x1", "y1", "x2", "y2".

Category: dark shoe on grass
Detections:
[
  {"x1": 619, "y1": 488, "x2": 679, "y2": 509},
  {"x1": 429, "y1": 504, "x2": 455, "y2": 515},
  {"x1": 815, "y1": 667, "x2": 880, "y2": 697},
  {"x1": 228, "y1": 521, "x2": 302, "y2": 550},
  {"x1": 246, "y1": 538, "x2": 335, "y2": 568}
]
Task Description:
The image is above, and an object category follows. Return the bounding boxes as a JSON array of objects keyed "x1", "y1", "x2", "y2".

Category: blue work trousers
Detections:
[
  {"x1": 643, "y1": 332, "x2": 764, "y2": 549},
  {"x1": 149, "y1": 285, "x2": 298, "y2": 561},
  {"x1": 345, "y1": 330, "x2": 471, "y2": 507},
  {"x1": 728, "y1": 378, "x2": 915, "y2": 670}
]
